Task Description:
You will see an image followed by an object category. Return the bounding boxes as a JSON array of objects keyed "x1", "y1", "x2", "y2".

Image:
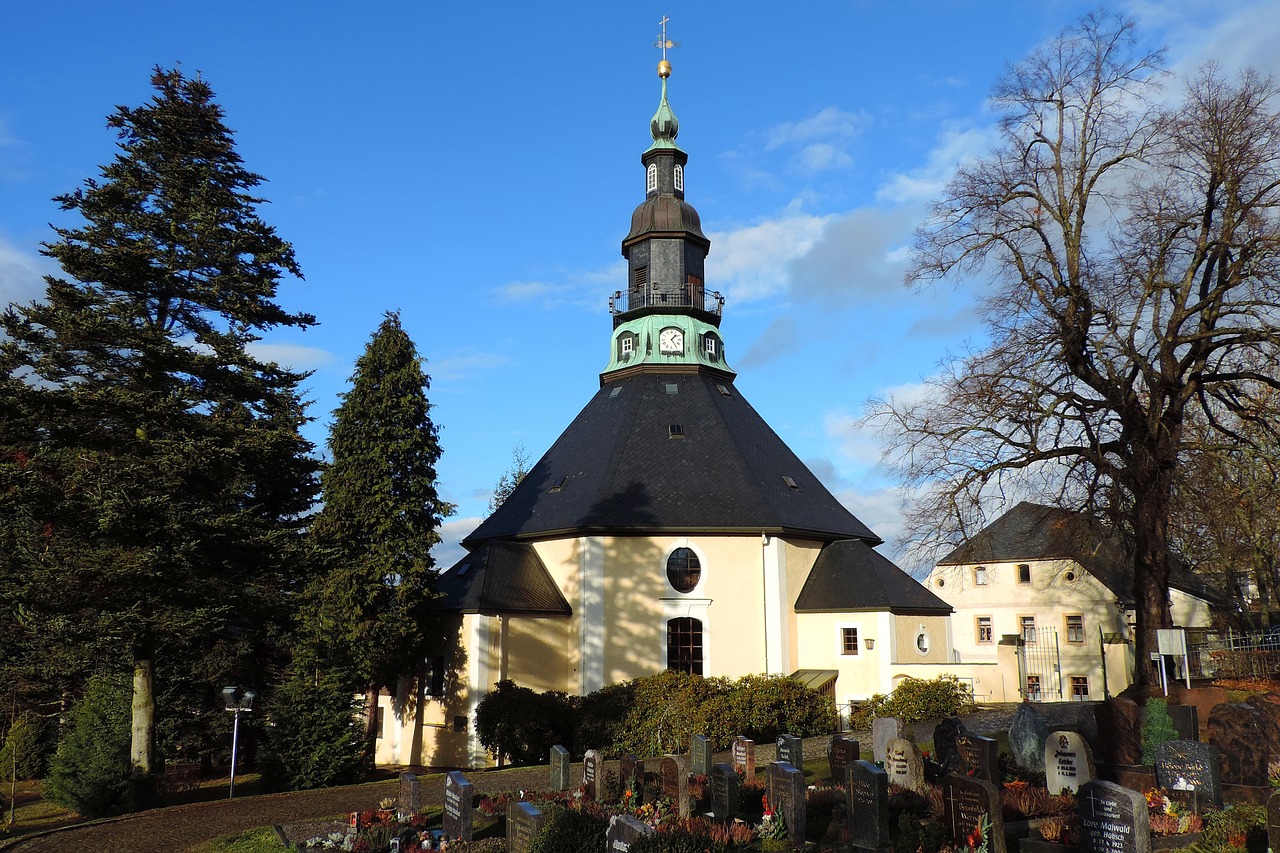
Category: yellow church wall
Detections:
[
  {"x1": 503, "y1": 616, "x2": 574, "y2": 693},
  {"x1": 602, "y1": 535, "x2": 670, "y2": 682},
  {"x1": 794, "y1": 610, "x2": 892, "y2": 703},
  {"x1": 891, "y1": 615, "x2": 951, "y2": 664}
]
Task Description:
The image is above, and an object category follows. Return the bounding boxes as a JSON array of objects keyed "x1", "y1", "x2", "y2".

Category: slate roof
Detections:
[
  {"x1": 464, "y1": 371, "x2": 880, "y2": 546},
  {"x1": 935, "y1": 501, "x2": 1220, "y2": 605},
  {"x1": 795, "y1": 538, "x2": 953, "y2": 615},
  {"x1": 436, "y1": 540, "x2": 571, "y2": 615}
]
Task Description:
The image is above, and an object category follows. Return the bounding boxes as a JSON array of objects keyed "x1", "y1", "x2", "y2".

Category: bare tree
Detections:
[
  {"x1": 488, "y1": 442, "x2": 532, "y2": 516},
  {"x1": 867, "y1": 14, "x2": 1280, "y2": 684}
]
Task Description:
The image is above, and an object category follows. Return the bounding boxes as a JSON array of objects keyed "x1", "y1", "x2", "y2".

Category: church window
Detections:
[
  {"x1": 375, "y1": 706, "x2": 384, "y2": 739},
  {"x1": 915, "y1": 629, "x2": 931, "y2": 654},
  {"x1": 666, "y1": 547, "x2": 701, "y2": 593},
  {"x1": 667, "y1": 617, "x2": 703, "y2": 675},
  {"x1": 425, "y1": 655, "x2": 446, "y2": 696},
  {"x1": 841, "y1": 627, "x2": 858, "y2": 655},
  {"x1": 647, "y1": 163, "x2": 658, "y2": 192},
  {"x1": 674, "y1": 163, "x2": 684, "y2": 191},
  {"x1": 704, "y1": 335, "x2": 718, "y2": 357},
  {"x1": 619, "y1": 335, "x2": 634, "y2": 360}
]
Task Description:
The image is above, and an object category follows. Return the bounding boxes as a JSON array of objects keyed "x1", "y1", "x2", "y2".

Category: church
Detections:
[{"x1": 373, "y1": 48, "x2": 972, "y2": 770}]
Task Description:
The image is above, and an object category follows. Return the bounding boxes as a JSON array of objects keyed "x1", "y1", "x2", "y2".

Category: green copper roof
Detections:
[
  {"x1": 647, "y1": 76, "x2": 682, "y2": 153},
  {"x1": 603, "y1": 314, "x2": 733, "y2": 376}
]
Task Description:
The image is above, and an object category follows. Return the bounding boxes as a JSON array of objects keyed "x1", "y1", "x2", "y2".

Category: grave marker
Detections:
[
  {"x1": 955, "y1": 733, "x2": 999, "y2": 782},
  {"x1": 776, "y1": 733, "x2": 803, "y2": 770},
  {"x1": 1044, "y1": 730, "x2": 1095, "y2": 794},
  {"x1": 934, "y1": 717, "x2": 969, "y2": 772},
  {"x1": 847, "y1": 759, "x2": 890, "y2": 849},
  {"x1": 872, "y1": 717, "x2": 905, "y2": 765},
  {"x1": 606, "y1": 814, "x2": 655, "y2": 852},
  {"x1": 1169, "y1": 705, "x2": 1199, "y2": 742},
  {"x1": 732, "y1": 736, "x2": 756, "y2": 783},
  {"x1": 767, "y1": 761, "x2": 808, "y2": 850},
  {"x1": 1154, "y1": 740, "x2": 1223, "y2": 810},
  {"x1": 620, "y1": 753, "x2": 645, "y2": 804},
  {"x1": 1078, "y1": 779, "x2": 1151, "y2": 853},
  {"x1": 506, "y1": 801, "x2": 544, "y2": 853},
  {"x1": 884, "y1": 737, "x2": 926, "y2": 793},
  {"x1": 828, "y1": 735, "x2": 859, "y2": 785},
  {"x1": 662, "y1": 754, "x2": 691, "y2": 817},
  {"x1": 398, "y1": 771, "x2": 422, "y2": 817},
  {"x1": 442, "y1": 770, "x2": 474, "y2": 842},
  {"x1": 582, "y1": 749, "x2": 602, "y2": 800},
  {"x1": 691, "y1": 734, "x2": 713, "y2": 777},
  {"x1": 943, "y1": 773, "x2": 1006, "y2": 853},
  {"x1": 550, "y1": 745, "x2": 570, "y2": 791},
  {"x1": 1009, "y1": 703, "x2": 1050, "y2": 771},
  {"x1": 709, "y1": 762, "x2": 740, "y2": 820}
]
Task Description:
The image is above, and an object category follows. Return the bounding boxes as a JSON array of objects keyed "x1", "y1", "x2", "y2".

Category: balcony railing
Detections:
[{"x1": 609, "y1": 287, "x2": 724, "y2": 317}]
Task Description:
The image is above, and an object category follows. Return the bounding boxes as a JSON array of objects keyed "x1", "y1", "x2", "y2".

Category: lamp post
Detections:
[{"x1": 221, "y1": 686, "x2": 257, "y2": 799}]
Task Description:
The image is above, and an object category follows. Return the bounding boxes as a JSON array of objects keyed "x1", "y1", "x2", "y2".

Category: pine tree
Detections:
[
  {"x1": 303, "y1": 311, "x2": 453, "y2": 717},
  {"x1": 0, "y1": 67, "x2": 318, "y2": 805}
]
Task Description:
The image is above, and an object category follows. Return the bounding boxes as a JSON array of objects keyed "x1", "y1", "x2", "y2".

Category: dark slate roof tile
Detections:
[
  {"x1": 795, "y1": 538, "x2": 953, "y2": 614},
  {"x1": 436, "y1": 540, "x2": 571, "y2": 615}
]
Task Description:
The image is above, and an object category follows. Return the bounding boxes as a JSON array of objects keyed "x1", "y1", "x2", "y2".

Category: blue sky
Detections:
[{"x1": 3, "y1": 1, "x2": 1278, "y2": 571}]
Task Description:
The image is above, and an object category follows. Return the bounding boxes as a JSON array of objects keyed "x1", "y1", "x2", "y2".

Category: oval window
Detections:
[
  {"x1": 666, "y1": 547, "x2": 701, "y2": 593},
  {"x1": 936, "y1": 578, "x2": 945, "y2": 588},
  {"x1": 916, "y1": 631, "x2": 931, "y2": 655}
]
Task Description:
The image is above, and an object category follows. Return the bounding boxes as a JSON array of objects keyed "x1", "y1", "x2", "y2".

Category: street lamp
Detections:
[{"x1": 221, "y1": 686, "x2": 257, "y2": 799}]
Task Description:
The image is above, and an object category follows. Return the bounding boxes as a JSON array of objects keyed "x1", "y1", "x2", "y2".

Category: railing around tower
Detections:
[{"x1": 609, "y1": 287, "x2": 725, "y2": 316}]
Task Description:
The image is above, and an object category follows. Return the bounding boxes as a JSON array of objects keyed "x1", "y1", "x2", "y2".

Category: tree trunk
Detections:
[
  {"x1": 129, "y1": 651, "x2": 157, "y2": 810},
  {"x1": 364, "y1": 683, "x2": 379, "y2": 763},
  {"x1": 1130, "y1": 480, "x2": 1175, "y2": 688}
]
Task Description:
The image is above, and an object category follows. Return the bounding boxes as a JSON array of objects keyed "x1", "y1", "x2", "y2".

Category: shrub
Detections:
[
  {"x1": 527, "y1": 804, "x2": 610, "y2": 853},
  {"x1": 851, "y1": 675, "x2": 975, "y2": 729},
  {"x1": 1195, "y1": 802, "x2": 1266, "y2": 850},
  {"x1": 0, "y1": 712, "x2": 47, "y2": 780},
  {"x1": 724, "y1": 674, "x2": 838, "y2": 745},
  {"x1": 258, "y1": 675, "x2": 366, "y2": 791},
  {"x1": 616, "y1": 671, "x2": 731, "y2": 757},
  {"x1": 475, "y1": 680, "x2": 574, "y2": 765},
  {"x1": 44, "y1": 674, "x2": 132, "y2": 817},
  {"x1": 572, "y1": 680, "x2": 635, "y2": 757},
  {"x1": 1141, "y1": 697, "x2": 1178, "y2": 765}
]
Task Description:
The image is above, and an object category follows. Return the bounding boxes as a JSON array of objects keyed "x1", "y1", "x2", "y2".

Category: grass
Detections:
[
  {"x1": 1, "y1": 780, "x2": 80, "y2": 841},
  {"x1": 189, "y1": 825, "x2": 285, "y2": 853}
]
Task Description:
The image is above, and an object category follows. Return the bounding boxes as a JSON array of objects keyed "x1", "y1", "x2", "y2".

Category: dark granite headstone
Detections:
[
  {"x1": 398, "y1": 771, "x2": 422, "y2": 817},
  {"x1": 606, "y1": 814, "x2": 655, "y2": 852},
  {"x1": 956, "y1": 733, "x2": 999, "y2": 782},
  {"x1": 550, "y1": 744, "x2": 570, "y2": 791},
  {"x1": 662, "y1": 753, "x2": 691, "y2": 817},
  {"x1": 1045, "y1": 730, "x2": 1095, "y2": 794},
  {"x1": 1208, "y1": 702, "x2": 1271, "y2": 785},
  {"x1": 1078, "y1": 779, "x2": 1151, "y2": 853},
  {"x1": 767, "y1": 761, "x2": 808, "y2": 850},
  {"x1": 828, "y1": 735, "x2": 859, "y2": 785},
  {"x1": 691, "y1": 734, "x2": 712, "y2": 777},
  {"x1": 934, "y1": 716, "x2": 969, "y2": 772},
  {"x1": 1267, "y1": 790, "x2": 1280, "y2": 853},
  {"x1": 733, "y1": 736, "x2": 756, "y2": 783},
  {"x1": 710, "y1": 762, "x2": 740, "y2": 820},
  {"x1": 582, "y1": 749, "x2": 602, "y2": 800},
  {"x1": 1154, "y1": 740, "x2": 1223, "y2": 810},
  {"x1": 847, "y1": 759, "x2": 890, "y2": 849},
  {"x1": 506, "y1": 800, "x2": 544, "y2": 853},
  {"x1": 1095, "y1": 697, "x2": 1143, "y2": 765},
  {"x1": 942, "y1": 773, "x2": 1006, "y2": 853},
  {"x1": 885, "y1": 737, "x2": 926, "y2": 793},
  {"x1": 442, "y1": 770, "x2": 473, "y2": 842},
  {"x1": 1169, "y1": 704, "x2": 1199, "y2": 742},
  {"x1": 776, "y1": 733, "x2": 803, "y2": 770},
  {"x1": 1009, "y1": 703, "x2": 1050, "y2": 771},
  {"x1": 872, "y1": 717, "x2": 905, "y2": 765},
  {"x1": 620, "y1": 754, "x2": 644, "y2": 803}
]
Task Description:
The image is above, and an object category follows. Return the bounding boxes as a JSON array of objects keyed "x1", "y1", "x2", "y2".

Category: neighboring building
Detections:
[
  {"x1": 925, "y1": 501, "x2": 1217, "y2": 702},
  {"x1": 373, "y1": 54, "x2": 958, "y2": 769}
]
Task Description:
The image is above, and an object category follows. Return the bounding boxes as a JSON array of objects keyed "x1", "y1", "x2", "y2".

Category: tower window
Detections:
[
  {"x1": 666, "y1": 547, "x2": 701, "y2": 593},
  {"x1": 665, "y1": 383, "x2": 678, "y2": 395},
  {"x1": 674, "y1": 163, "x2": 684, "y2": 192},
  {"x1": 716, "y1": 384, "x2": 731, "y2": 397},
  {"x1": 647, "y1": 163, "x2": 658, "y2": 193},
  {"x1": 619, "y1": 335, "x2": 634, "y2": 360},
  {"x1": 667, "y1": 617, "x2": 703, "y2": 675},
  {"x1": 632, "y1": 266, "x2": 648, "y2": 291},
  {"x1": 704, "y1": 335, "x2": 718, "y2": 357},
  {"x1": 609, "y1": 386, "x2": 622, "y2": 398}
]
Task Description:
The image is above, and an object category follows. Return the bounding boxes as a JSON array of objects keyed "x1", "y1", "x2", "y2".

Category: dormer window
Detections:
[
  {"x1": 674, "y1": 163, "x2": 684, "y2": 192},
  {"x1": 704, "y1": 335, "x2": 718, "y2": 358},
  {"x1": 646, "y1": 163, "x2": 658, "y2": 193},
  {"x1": 619, "y1": 335, "x2": 635, "y2": 359}
]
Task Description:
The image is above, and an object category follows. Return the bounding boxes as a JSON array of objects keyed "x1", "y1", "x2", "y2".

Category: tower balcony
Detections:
[{"x1": 609, "y1": 287, "x2": 725, "y2": 327}]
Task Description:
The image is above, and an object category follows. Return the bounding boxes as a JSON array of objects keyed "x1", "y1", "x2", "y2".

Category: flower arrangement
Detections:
[
  {"x1": 1145, "y1": 789, "x2": 1203, "y2": 836},
  {"x1": 756, "y1": 794, "x2": 788, "y2": 841}
]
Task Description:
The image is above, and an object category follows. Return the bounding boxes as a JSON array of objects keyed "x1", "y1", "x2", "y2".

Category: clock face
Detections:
[{"x1": 659, "y1": 328, "x2": 684, "y2": 354}]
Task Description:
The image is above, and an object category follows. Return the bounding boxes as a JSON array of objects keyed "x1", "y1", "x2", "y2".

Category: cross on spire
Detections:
[{"x1": 654, "y1": 16, "x2": 678, "y2": 61}]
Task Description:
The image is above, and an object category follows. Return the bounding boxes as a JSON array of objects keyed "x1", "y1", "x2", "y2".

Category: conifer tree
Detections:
[
  {"x1": 0, "y1": 67, "x2": 318, "y2": 804},
  {"x1": 303, "y1": 311, "x2": 453, "y2": 719}
]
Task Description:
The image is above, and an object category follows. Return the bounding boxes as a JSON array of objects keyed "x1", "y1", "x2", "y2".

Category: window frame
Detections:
[
  {"x1": 976, "y1": 616, "x2": 994, "y2": 644},
  {"x1": 1017, "y1": 563, "x2": 1032, "y2": 584},
  {"x1": 973, "y1": 565, "x2": 988, "y2": 586},
  {"x1": 646, "y1": 163, "x2": 658, "y2": 193},
  {"x1": 674, "y1": 163, "x2": 684, "y2": 192},
  {"x1": 667, "y1": 617, "x2": 704, "y2": 675},
  {"x1": 1070, "y1": 675, "x2": 1089, "y2": 701},
  {"x1": 1019, "y1": 615, "x2": 1037, "y2": 643},
  {"x1": 1065, "y1": 614, "x2": 1085, "y2": 644},
  {"x1": 840, "y1": 626, "x2": 859, "y2": 656}
]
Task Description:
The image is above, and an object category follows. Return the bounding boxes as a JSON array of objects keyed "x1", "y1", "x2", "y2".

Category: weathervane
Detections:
[{"x1": 654, "y1": 15, "x2": 678, "y2": 78}]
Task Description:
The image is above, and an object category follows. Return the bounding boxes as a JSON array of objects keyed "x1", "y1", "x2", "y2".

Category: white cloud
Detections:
[
  {"x1": 246, "y1": 341, "x2": 336, "y2": 370},
  {"x1": 1132, "y1": 0, "x2": 1280, "y2": 80},
  {"x1": 432, "y1": 516, "x2": 481, "y2": 569},
  {"x1": 787, "y1": 206, "x2": 917, "y2": 302},
  {"x1": 706, "y1": 211, "x2": 832, "y2": 303},
  {"x1": 764, "y1": 107, "x2": 866, "y2": 151},
  {"x1": 729, "y1": 107, "x2": 866, "y2": 180},
  {"x1": 431, "y1": 351, "x2": 510, "y2": 382},
  {"x1": 737, "y1": 314, "x2": 800, "y2": 369},
  {"x1": 876, "y1": 125, "x2": 996, "y2": 205},
  {"x1": 0, "y1": 236, "x2": 53, "y2": 307}
]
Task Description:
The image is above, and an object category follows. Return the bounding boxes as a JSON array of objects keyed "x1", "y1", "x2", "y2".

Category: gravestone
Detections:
[
  {"x1": 1169, "y1": 704, "x2": 1199, "y2": 742},
  {"x1": 1095, "y1": 697, "x2": 1143, "y2": 765},
  {"x1": 733, "y1": 736, "x2": 756, "y2": 783},
  {"x1": 1208, "y1": 702, "x2": 1270, "y2": 785},
  {"x1": 767, "y1": 761, "x2": 808, "y2": 850},
  {"x1": 620, "y1": 754, "x2": 645, "y2": 803},
  {"x1": 691, "y1": 734, "x2": 713, "y2": 777},
  {"x1": 1267, "y1": 790, "x2": 1280, "y2": 853},
  {"x1": 955, "y1": 732, "x2": 999, "y2": 782},
  {"x1": 885, "y1": 737, "x2": 926, "y2": 793},
  {"x1": 662, "y1": 754, "x2": 691, "y2": 817},
  {"x1": 442, "y1": 770, "x2": 474, "y2": 842},
  {"x1": 942, "y1": 773, "x2": 1006, "y2": 853},
  {"x1": 1154, "y1": 740, "x2": 1223, "y2": 810},
  {"x1": 828, "y1": 735, "x2": 859, "y2": 785},
  {"x1": 582, "y1": 749, "x2": 602, "y2": 800},
  {"x1": 776, "y1": 733, "x2": 803, "y2": 770},
  {"x1": 872, "y1": 717, "x2": 905, "y2": 765},
  {"x1": 709, "y1": 763, "x2": 740, "y2": 820},
  {"x1": 934, "y1": 717, "x2": 969, "y2": 773},
  {"x1": 506, "y1": 800, "x2": 545, "y2": 853},
  {"x1": 1045, "y1": 730, "x2": 1095, "y2": 794},
  {"x1": 1009, "y1": 703, "x2": 1050, "y2": 771},
  {"x1": 1077, "y1": 779, "x2": 1151, "y2": 853},
  {"x1": 398, "y1": 771, "x2": 422, "y2": 817},
  {"x1": 606, "y1": 814, "x2": 655, "y2": 852},
  {"x1": 550, "y1": 745, "x2": 570, "y2": 791},
  {"x1": 847, "y1": 759, "x2": 890, "y2": 849}
]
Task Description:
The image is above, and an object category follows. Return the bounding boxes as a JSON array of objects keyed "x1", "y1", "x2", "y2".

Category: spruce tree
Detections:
[
  {"x1": 303, "y1": 311, "x2": 453, "y2": 722},
  {"x1": 0, "y1": 67, "x2": 318, "y2": 804}
]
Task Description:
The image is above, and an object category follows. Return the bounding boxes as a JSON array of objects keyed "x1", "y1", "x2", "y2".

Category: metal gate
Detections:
[{"x1": 1017, "y1": 627, "x2": 1063, "y2": 701}]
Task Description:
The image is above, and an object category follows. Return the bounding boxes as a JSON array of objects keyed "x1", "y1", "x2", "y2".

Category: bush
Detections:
[
  {"x1": 44, "y1": 674, "x2": 132, "y2": 817},
  {"x1": 1141, "y1": 697, "x2": 1178, "y2": 765},
  {"x1": 721, "y1": 674, "x2": 838, "y2": 745},
  {"x1": 572, "y1": 680, "x2": 635, "y2": 757},
  {"x1": 616, "y1": 671, "x2": 731, "y2": 757},
  {"x1": 850, "y1": 675, "x2": 975, "y2": 729},
  {"x1": 475, "y1": 680, "x2": 574, "y2": 765},
  {"x1": 258, "y1": 675, "x2": 366, "y2": 791},
  {"x1": 527, "y1": 804, "x2": 610, "y2": 853},
  {"x1": 0, "y1": 712, "x2": 47, "y2": 780}
]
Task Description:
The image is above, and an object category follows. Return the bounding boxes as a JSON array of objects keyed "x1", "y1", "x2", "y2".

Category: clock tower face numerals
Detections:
[{"x1": 659, "y1": 327, "x2": 684, "y2": 354}]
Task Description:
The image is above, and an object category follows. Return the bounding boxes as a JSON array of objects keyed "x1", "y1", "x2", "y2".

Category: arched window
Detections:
[
  {"x1": 666, "y1": 547, "x2": 701, "y2": 593},
  {"x1": 667, "y1": 617, "x2": 703, "y2": 675},
  {"x1": 674, "y1": 163, "x2": 684, "y2": 192},
  {"x1": 647, "y1": 163, "x2": 658, "y2": 193}
]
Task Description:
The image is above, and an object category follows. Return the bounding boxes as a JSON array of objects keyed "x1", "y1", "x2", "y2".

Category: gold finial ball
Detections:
[{"x1": 657, "y1": 59, "x2": 671, "y2": 78}]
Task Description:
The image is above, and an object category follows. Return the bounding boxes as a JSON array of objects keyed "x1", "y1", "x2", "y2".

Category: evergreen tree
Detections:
[
  {"x1": 0, "y1": 67, "x2": 318, "y2": 803},
  {"x1": 303, "y1": 311, "x2": 453, "y2": 713}
]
